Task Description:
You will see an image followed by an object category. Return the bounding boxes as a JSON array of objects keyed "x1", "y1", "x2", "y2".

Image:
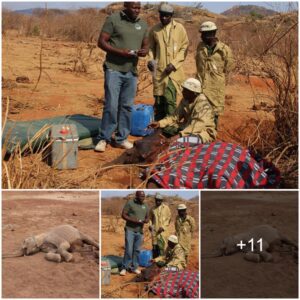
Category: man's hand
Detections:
[
  {"x1": 164, "y1": 63, "x2": 176, "y2": 75},
  {"x1": 157, "y1": 261, "x2": 166, "y2": 267},
  {"x1": 122, "y1": 49, "x2": 138, "y2": 58},
  {"x1": 148, "y1": 122, "x2": 160, "y2": 129},
  {"x1": 157, "y1": 227, "x2": 164, "y2": 234},
  {"x1": 137, "y1": 48, "x2": 148, "y2": 57},
  {"x1": 170, "y1": 134, "x2": 180, "y2": 143},
  {"x1": 147, "y1": 60, "x2": 155, "y2": 72}
]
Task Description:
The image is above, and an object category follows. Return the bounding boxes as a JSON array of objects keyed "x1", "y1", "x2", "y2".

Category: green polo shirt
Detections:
[
  {"x1": 101, "y1": 11, "x2": 148, "y2": 74},
  {"x1": 123, "y1": 199, "x2": 148, "y2": 233}
]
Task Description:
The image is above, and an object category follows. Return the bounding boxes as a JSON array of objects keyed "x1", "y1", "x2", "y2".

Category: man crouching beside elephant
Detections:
[
  {"x1": 148, "y1": 78, "x2": 217, "y2": 144},
  {"x1": 152, "y1": 235, "x2": 187, "y2": 270}
]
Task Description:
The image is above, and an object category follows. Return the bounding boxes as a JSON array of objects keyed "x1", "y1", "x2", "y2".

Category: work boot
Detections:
[
  {"x1": 120, "y1": 269, "x2": 127, "y2": 276},
  {"x1": 95, "y1": 140, "x2": 106, "y2": 152},
  {"x1": 115, "y1": 140, "x2": 133, "y2": 150}
]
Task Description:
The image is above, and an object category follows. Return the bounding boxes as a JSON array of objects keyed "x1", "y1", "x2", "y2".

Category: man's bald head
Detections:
[{"x1": 124, "y1": 2, "x2": 141, "y2": 20}]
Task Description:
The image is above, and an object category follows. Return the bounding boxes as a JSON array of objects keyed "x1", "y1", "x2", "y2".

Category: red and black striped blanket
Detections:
[
  {"x1": 150, "y1": 141, "x2": 280, "y2": 189},
  {"x1": 150, "y1": 270, "x2": 199, "y2": 298}
]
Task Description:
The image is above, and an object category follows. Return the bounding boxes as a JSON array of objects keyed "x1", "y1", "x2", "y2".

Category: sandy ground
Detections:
[
  {"x1": 101, "y1": 198, "x2": 199, "y2": 298},
  {"x1": 201, "y1": 191, "x2": 298, "y2": 298},
  {"x1": 2, "y1": 30, "x2": 278, "y2": 189},
  {"x1": 2, "y1": 191, "x2": 99, "y2": 298}
]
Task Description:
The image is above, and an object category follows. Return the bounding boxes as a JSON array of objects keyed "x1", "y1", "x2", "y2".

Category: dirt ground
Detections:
[
  {"x1": 201, "y1": 191, "x2": 298, "y2": 298},
  {"x1": 2, "y1": 27, "x2": 277, "y2": 189},
  {"x1": 101, "y1": 196, "x2": 199, "y2": 298},
  {"x1": 2, "y1": 191, "x2": 99, "y2": 298}
]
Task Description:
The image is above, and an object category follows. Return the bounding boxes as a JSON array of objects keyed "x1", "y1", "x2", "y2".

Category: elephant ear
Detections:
[{"x1": 22, "y1": 237, "x2": 39, "y2": 255}]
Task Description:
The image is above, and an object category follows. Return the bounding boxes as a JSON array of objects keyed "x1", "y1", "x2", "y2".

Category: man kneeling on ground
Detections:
[
  {"x1": 153, "y1": 235, "x2": 186, "y2": 270},
  {"x1": 149, "y1": 78, "x2": 217, "y2": 144}
]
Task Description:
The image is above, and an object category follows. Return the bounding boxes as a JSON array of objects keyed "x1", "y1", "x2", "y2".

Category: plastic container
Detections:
[
  {"x1": 131, "y1": 104, "x2": 154, "y2": 136},
  {"x1": 101, "y1": 260, "x2": 111, "y2": 285},
  {"x1": 138, "y1": 249, "x2": 153, "y2": 267},
  {"x1": 50, "y1": 124, "x2": 78, "y2": 169}
]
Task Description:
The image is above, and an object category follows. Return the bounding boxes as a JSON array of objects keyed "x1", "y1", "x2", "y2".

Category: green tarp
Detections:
[
  {"x1": 101, "y1": 255, "x2": 123, "y2": 269},
  {"x1": 2, "y1": 114, "x2": 101, "y2": 154}
]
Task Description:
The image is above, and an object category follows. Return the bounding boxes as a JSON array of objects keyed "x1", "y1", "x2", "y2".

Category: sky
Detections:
[
  {"x1": 2, "y1": 1, "x2": 297, "y2": 14},
  {"x1": 101, "y1": 190, "x2": 199, "y2": 200}
]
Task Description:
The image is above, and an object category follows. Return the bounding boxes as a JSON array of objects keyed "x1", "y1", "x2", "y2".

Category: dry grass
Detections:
[
  {"x1": 2, "y1": 126, "x2": 54, "y2": 189},
  {"x1": 2, "y1": 8, "x2": 105, "y2": 42},
  {"x1": 219, "y1": 13, "x2": 298, "y2": 187}
]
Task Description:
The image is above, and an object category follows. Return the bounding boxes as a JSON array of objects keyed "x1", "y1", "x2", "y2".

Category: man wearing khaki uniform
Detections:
[
  {"x1": 149, "y1": 193, "x2": 171, "y2": 258},
  {"x1": 196, "y1": 21, "x2": 234, "y2": 128},
  {"x1": 147, "y1": 4, "x2": 189, "y2": 121},
  {"x1": 149, "y1": 78, "x2": 217, "y2": 143},
  {"x1": 175, "y1": 204, "x2": 195, "y2": 259},
  {"x1": 154, "y1": 235, "x2": 187, "y2": 270}
]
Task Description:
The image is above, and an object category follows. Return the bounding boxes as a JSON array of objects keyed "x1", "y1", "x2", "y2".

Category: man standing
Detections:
[
  {"x1": 147, "y1": 3, "x2": 189, "y2": 121},
  {"x1": 196, "y1": 21, "x2": 234, "y2": 128},
  {"x1": 149, "y1": 193, "x2": 171, "y2": 258},
  {"x1": 148, "y1": 78, "x2": 217, "y2": 143},
  {"x1": 95, "y1": 2, "x2": 149, "y2": 152},
  {"x1": 120, "y1": 191, "x2": 149, "y2": 276},
  {"x1": 154, "y1": 235, "x2": 187, "y2": 270},
  {"x1": 175, "y1": 204, "x2": 195, "y2": 259}
]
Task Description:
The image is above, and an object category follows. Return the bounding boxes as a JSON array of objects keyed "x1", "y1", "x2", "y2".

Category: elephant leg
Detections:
[
  {"x1": 255, "y1": 240, "x2": 273, "y2": 262},
  {"x1": 244, "y1": 252, "x2": 261, "y2": 262},
  {"x1": 58, "y1": 241, "x2": 73, "y2": 262},
  {"x1": 260, "y1": 251, "x2": 273, "y2": 262},
  {"x1": 45, "y1": 252, "x2": 62, "y2": 263}
]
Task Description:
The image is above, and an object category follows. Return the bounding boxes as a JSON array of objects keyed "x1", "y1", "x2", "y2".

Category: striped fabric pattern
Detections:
[
  {"x1": 151, "y1": 270, "x2": 199, "y2": 298},
  {"x1": 151, "y1": 141, "x2": 280, "y2": 189}
]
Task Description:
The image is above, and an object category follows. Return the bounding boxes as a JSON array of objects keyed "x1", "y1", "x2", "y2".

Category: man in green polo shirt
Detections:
[
  {"x1": 95, "y1": 2, "x2": 149, "y2": 152},
  {"x1": 120, "y1": 190, "x2": 149, "y2": 276}
]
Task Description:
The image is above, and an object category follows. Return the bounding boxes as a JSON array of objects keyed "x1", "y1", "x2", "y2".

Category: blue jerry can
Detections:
[
  {"x1": 138, "y1": 249, "x2": 153, "y2": 267},
  {"x1": 131, "y1": 104, "x2": 154, "y2": 136}
]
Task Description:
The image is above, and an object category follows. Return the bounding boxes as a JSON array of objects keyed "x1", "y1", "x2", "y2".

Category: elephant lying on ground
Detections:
[
  {"x1": 3, "y1": 224, "x2": 99, "y2": 262},
  {"x1": 118, "y1": 131, "x2": 280, "y2": 189},
  {"x1": 202, "y1": 224, "x2": 298, "y2": 262}
]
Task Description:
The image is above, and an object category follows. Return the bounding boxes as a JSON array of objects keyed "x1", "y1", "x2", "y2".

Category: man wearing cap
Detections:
[
  {"x1": 196, "y1": 21, "x2": 234, "y2": 128},
  {"x1": 147, "y1": 3, "x2": 189, "y2": 121},
  {"x1": 95, "y1": 2, "x2": 149, "y2": 152},
  {"x1": 148, "y1": 78, "x2": 216, "y2": 143},
  {"x1": 149, "y1": 193, "x2": 171, "y2": 258},
  {"x1": 154, "y1": 235, "x2": 187, "y2": 270},
  {"x1": 120, "y1": 190, "x2": 149, "y2": 276},
  {"x1": 175, "y1": 204, "x2": 195, "y2": 259}
]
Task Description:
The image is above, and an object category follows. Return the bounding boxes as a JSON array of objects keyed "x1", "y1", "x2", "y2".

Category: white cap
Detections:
[
  {"x1": 168, "y1": 235, "x2": 178, "y2": 244},
  {"x1": 199, "y1": 21, "x2": 217, "y2": 32},
  {"x1": 177, "y1": 204, "x2": 187, "y2": 210},
  {"x1": 155, "y1": 193, "x2": 163, "y2": 200},
  {"x1": 182, "y1": 78, "x2": 202, "y2": 93},
  {"x1": 159, "y1": 3, "x2": 174, "y2": 14}
]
